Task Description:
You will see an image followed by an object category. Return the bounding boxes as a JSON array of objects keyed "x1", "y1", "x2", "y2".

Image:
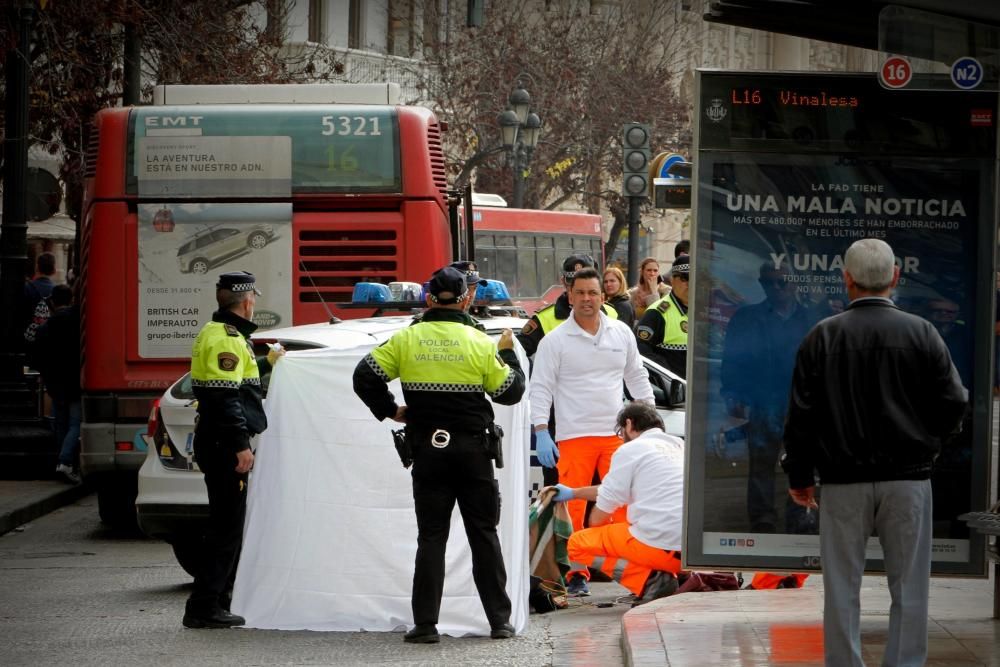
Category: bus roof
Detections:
[{"x1": 152, "y1": 83, "x2": 401, "y2": 106}]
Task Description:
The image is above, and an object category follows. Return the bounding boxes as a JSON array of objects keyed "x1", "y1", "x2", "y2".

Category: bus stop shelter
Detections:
[{"x1": 703, "y1": 0, "x2": 1000, "y2": 618}]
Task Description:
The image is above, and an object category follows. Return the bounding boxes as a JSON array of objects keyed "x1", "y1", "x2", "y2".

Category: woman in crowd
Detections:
[
  {"x1": 628, "y1": 257, "x2": 669, "y2": 321},
  {"x1": 603, "y1": 266, "x2": 635, "y2": 328}
]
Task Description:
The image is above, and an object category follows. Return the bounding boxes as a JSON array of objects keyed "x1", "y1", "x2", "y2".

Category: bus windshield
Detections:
[{"x1": 471, "y1": 206, "x2": 604, "y2": 314}]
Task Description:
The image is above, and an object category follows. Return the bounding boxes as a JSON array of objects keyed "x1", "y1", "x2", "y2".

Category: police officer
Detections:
[
  {"x1": 352, "y1": 266, "x2": 526, "y2": 643},
  {"x1": 516, "y1": 253, "x2": 618, "y2": 356},
  {"x1": 635, "y1": 254, "x2": 690, "y2": 379},
  {"x1": 183, "y1": 271, "x2": 282, "y2": 629}
]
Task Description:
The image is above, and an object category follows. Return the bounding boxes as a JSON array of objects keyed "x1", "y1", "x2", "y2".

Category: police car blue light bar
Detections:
[
  {"x1": 351, "y1": 282, "x2": 392, "y2": 303},
  {"x1": 475, "y1": 279, "x2": 511, "y2": 303}
]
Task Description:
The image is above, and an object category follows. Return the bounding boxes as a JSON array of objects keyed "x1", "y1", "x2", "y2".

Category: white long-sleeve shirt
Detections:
[
  {"x1": 529, "y1": 311, "x2": 654, "y2": 442},
  {"x1": 596, "y1": 428, "x2": 684, "y2": 550}
]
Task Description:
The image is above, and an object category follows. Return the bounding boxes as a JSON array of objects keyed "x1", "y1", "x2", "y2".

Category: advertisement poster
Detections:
[
  {"x1": 137, "y1": 203, "x2": 293, "y2": 358},
  {"x1": 136, "y1": 135, "x2": 292, "y2": 198},
  {"x1": 687, "y1": 72, "x2": 995, "y2": 575}
]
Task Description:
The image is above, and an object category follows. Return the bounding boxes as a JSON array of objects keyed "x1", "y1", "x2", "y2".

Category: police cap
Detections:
[
  {"x1": 562, "y1": 253, "x2": 595, "y2": 279},
  {"x1": 671, "y1": 254, "x2": 690, "y2": 276},
  {"x1": 449, "y1": 261, "x2": 489, "y2": 286},
  {"x1": 217, "y1": 271, "x2": 262, "y2": 296},
  {"x1": 427, "y1": 266, "x2": 469, "y2": 304}
]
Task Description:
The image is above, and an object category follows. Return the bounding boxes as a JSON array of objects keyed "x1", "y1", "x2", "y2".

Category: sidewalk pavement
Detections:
[
  {"x1": 0, "y1": 479, "x2": 91, "y2": 536},
  {"x1": 3, "y1": 480, "x2": 998, "y2": 666},
  {"x1": 623, "y1": 575, "x2": 999, "y2": 666}
]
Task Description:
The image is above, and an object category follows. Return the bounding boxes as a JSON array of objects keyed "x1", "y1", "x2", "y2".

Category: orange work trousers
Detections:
[
  {"x1": 750, "y1": 572, "x2": 810, "y2": 589},
  {"x1": 567, "y1": 522, "x2": 682, "y2": 596},
  {"x1": 557, "y1": 434, "x2": 626, "y2": 578}
]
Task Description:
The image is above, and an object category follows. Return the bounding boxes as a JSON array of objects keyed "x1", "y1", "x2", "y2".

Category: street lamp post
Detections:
[{"x1": 498, "y1": 82, "x2": 541, "y2": 209}]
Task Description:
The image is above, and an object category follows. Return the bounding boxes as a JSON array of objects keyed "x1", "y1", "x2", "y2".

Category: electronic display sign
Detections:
[
  {"x1": 687, "y1": 71, "x2": 996, "y2": 576},
  {"x1": 128, "y1": 105, "x2": 401, "y2": 196}
]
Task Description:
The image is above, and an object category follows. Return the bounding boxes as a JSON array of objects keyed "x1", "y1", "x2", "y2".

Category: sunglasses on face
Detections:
[{"x1": 673, "y1": 274, "x2": 690, "y2": 283}]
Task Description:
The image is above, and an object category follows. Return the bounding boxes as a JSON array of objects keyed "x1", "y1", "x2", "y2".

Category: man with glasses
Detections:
[
  {"x1": 636, "y1": 254, "x2": 691, "y2": 379},
  {"x1": 548, "y1": 402, "x2": 684, "y2": 606},
  {"x1": 720, "y1": 261, "x2": 816, "y2": 536}
]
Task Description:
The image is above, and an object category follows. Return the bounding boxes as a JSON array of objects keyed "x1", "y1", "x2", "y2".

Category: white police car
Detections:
[{"x1": 137, "y1": 312, "x2": 686, "y2": 575}]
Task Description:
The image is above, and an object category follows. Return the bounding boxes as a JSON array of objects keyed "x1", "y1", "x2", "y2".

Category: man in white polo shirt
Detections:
[
  {"x1": 551, "y1": 402, "x2": 684, "y2": 605},
  {"x1": 529, "y1": 267, "x2": 654, "y2": 595}
]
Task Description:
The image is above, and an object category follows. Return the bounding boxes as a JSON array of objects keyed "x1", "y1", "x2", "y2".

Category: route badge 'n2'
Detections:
[{"x1": 706, "y1": 98, "x2": 727, "y2": 123}]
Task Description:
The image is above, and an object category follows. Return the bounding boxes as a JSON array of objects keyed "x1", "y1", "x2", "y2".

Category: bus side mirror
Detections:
[{"x1": 668, "y1": 379, "x2": 686, "y2": 408}]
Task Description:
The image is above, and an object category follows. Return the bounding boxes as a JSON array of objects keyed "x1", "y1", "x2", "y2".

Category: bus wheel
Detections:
[
  {"x1": 247, "y1": 231, "x2": 269, "y2": 250},
  {"x1": 190, "y1": 258, "x2": 209, "y2": 274}
]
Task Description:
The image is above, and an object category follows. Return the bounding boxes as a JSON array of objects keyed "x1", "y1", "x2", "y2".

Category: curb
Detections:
[
  {"x1": 0, "y1": 484, "x2": 92, "y2": 536},
  {"x1": 621, "y1": 604, "x2": 667, "y2": 667}
]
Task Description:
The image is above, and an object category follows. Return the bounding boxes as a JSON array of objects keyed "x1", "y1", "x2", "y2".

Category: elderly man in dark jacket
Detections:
[{"x1": 781, "y1": 238, "x2": 967, "y2": 667}]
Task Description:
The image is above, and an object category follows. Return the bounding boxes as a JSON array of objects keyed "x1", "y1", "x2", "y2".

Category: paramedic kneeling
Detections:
[
  {"x1": 352, "y1": 266, "x2": 526, "y2": 644},
  {"x1": 552, "y1": 402, "x2": 684, "y2": 606}
]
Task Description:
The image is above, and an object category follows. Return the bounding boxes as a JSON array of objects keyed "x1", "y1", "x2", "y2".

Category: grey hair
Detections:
[
  {"x1": 217, "y1": 288, "x2": 253, "y2": 311},
  {"x1": 844, "y1": 238, "x2": 895, "y2": 291}
]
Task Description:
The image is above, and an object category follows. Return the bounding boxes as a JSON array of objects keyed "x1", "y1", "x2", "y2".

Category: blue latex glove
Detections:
[
  {"x1": 553, "y1": 484, "x2": 574, "y2": 502},
  {"x1": 534, "y1": 429, "x2": 559, "y2": 468}
]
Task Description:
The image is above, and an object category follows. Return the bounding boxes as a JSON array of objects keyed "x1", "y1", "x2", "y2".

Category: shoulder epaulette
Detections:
[
  {"x1": 656, "y1": 299, "x2": 671, "y2": 313},
  {"x1": 224, "y1": 324, "x2": 240, "y2": 336}
]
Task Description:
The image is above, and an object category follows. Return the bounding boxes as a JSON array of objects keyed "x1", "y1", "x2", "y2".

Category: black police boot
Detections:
[
  {"x1": 490, "y1": 622, "x2": 515, "y2": 639},
  {"x1": 403, "y1": 624, "x2": 440, "y2": 644},
  {"x1": 632, "y1": 571, "x2": 679, "y2": 607},
  {"x1": 182, "y1": 607, "x2": 246, "y2": 629}
]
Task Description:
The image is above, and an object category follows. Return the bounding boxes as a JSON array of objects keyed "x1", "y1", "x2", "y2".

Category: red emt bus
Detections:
[
  {"x1": 79, "y1": 84, "x2": 452, "y2": 523},
  {"x1": 470, "y1": 198, "x2": 604, "y2": 314}
]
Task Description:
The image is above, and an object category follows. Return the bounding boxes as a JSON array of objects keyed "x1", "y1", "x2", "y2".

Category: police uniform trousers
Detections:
[
  {"x1": 187, "y1": 431, "x2": 249, "y2": 613},
  {"x1": 410, "y1": 430, "x2": 511, "y2": 629}
]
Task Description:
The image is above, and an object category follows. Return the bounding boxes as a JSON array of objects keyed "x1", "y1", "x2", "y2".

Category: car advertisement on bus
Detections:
[
  {"x1": 687, "y1": 71, "x2": 996, "y2": 576},
  {"x1": 137, "y1": 202, "x2": 293, "y2": 358}
]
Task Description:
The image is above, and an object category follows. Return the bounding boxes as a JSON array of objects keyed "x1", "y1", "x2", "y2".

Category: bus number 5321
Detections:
[{"x1": 321, "y1": 115, "x2": 382, "y2": 136}]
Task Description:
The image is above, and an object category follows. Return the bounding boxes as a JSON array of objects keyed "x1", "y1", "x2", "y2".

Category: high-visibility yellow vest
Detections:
[
  {"x1": 369, "y1": 319, "x2": 513, "y2": 395},
  {"x1": 648, "y1": 294, "x2": 688, "y2": 351},
  {"x1": 535, "y1": 302, "x2": 618, "y2": 335},
  {"x1": 191, "y1": 321, "x2": 260, "y2": 389}
]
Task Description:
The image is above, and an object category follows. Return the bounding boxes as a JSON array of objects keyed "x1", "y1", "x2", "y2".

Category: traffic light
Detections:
[{"x1": 622, "y1": 123, "x2": 651, "y2": 198}]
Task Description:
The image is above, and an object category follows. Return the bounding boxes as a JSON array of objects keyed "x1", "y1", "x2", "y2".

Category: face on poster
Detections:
[
  {"x1": 687, "y1": 152, "x2": 990, "y2": 571},
  {"x1": 137, "y1": 203, "x2": 293, "y2": 358}
]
